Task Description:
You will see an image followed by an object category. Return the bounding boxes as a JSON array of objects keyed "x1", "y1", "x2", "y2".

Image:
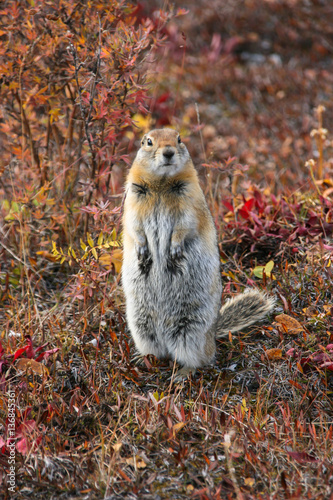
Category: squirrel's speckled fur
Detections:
[{"x1": 122, "y1": 128, "x2": 274, "y2": 378}]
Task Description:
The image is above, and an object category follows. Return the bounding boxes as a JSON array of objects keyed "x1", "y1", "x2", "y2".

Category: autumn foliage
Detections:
[
  {"x1": 1, "y1": 0, "x2": 167, "y2": 246},
  {"x1": 1, "y1": 1, "x2": 333, "y2": 499}
]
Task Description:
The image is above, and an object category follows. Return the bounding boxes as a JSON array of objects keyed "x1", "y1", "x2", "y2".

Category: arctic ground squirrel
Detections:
[{"x1": 122, "y1": 128, "x2": 275, "y2": 379}]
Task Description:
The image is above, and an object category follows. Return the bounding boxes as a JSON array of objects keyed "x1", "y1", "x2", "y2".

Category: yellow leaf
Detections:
[
  {"x1": 87, "y1": 233, "x2": 94, "y2": 248},
  {"x1": 110, "y1": 228, "x2": 117, "y2": 241},
  {"x1": 97, "y1": 232, "x2": 104, "y2": 246},
  {"x1": 36, "y1": 251, "x2": 58, "y2": 262},
  {"x1": 80, "y1": 239, "x2": 88, "y2": 251},
  {"x1": 99, "y1": 249, "x2": 123, "y2": 273},
  {"x1": 132, "y1": 113, "x2": 153, "y2": 133},
  {"x1": 152, "y1": 391, "x2": 160, "y2": 402},
  {"x1": 264, "y1": 260, "x2": 274, "y2": 277},
  {"x1": 244, "y1": 478, "x2": 255, "y2": 486},
  {"x1": 92, "y1": 247, "x2": 98, "y2": 260}
]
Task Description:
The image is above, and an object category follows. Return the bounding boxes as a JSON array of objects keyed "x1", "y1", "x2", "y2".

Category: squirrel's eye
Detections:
[
  {"x1": 147, "y1": 138, "x2": 153, "y2": 146},
  {"x1": 178, "y1": 135, "x2": 181, "y2": 144}
]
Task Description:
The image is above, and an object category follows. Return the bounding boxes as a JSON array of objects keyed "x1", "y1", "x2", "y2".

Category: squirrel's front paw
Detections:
[
  {"x1": 136, "y1": 243, "x2": 149, "y2": 261},
  {"x1": 170, "y1": 242, "x2": 183, "y2": 260},
  {"x1": 136, "y1": 241, "x2": 149, "y2": 262},
  {"x1": 136, "y1": 243, "x2": 152, "y2": 274}
]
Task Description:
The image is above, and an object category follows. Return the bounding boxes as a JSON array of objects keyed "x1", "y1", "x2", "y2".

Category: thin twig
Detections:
[{"x1": 70, "y1": 19, "x2": 102, "y2": 232}]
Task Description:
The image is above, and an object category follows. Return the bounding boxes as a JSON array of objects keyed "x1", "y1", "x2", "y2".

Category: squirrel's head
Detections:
[{"x1": 135, "y1": 128, "x2": 190, "y2": 177}]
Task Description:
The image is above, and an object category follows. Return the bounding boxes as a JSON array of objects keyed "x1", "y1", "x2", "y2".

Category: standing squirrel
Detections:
[{"x1": 122, "y1": 128, "x2": 274, "y2": 379}]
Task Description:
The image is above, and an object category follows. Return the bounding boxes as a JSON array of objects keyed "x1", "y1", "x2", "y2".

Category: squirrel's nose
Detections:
[{"x1": 163, "y1": 147, "x2": 175, "y2": 161}]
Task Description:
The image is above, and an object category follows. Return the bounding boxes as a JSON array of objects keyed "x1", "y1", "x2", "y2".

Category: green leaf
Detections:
[
  {"x1": 253, "y1": 260, "x2": 274, "y2": 279},
  {"x1": 2, "y1": 199, "x2": 10, "y2": 211},
  {"x1": 11, "y1": 201, "x2": 20, "y2": 213}
]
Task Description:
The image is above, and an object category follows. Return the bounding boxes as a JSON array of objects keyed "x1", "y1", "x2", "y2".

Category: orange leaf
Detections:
[
  {"x1": 172, "y1": 421, "x2": 186, "y2": 436},
  {"x1": 265, "y1": 348, "x2": 283, "y2": 360},
  {"x1": 275, "y1": 314, "x2": 303, "y2": 335},
  {"x1": 36, "y1": 251, "x2": 58, "y2": 262},
  {"x1": 288, "y1": 379, "x2": 303, "y2": 390},
  {"x1": 118, "y1": 468, "x2": 132, "y2": 482},
  {"x1": 110, "y1": 330, "x2": 118, "y2": 343}
]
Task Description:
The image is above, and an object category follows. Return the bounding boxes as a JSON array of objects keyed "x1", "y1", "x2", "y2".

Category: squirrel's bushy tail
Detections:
[{"x1": 217, "y1": 289, "x2": 275, "y2": 337}]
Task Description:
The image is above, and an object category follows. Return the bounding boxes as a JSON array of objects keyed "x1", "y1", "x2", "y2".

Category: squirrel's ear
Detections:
[{"x1": 141, "y1": 135, "x2": 146, "y2": 146}]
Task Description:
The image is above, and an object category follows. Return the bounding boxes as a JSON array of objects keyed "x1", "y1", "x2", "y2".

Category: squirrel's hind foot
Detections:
[{"x1": 172, "y1": 366, "x2": 196, "y2": 382}]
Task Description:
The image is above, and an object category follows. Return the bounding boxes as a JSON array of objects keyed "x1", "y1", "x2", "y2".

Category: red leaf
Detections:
[
  {"x1": 320, "y1": 362, "x2": 333, "y2": 371},
  {"x1": 223, "y1": 200, "x2": 234, "y2": 212},
  {"x1": 243, "y1": 198, "x2": 255, "y2": 211},
  {"x1": 239, "y1": 198, "x2": 255, "y2": 219},
  {"x1": 238, "y1": 208, "x2": 249, "y2": 219},
  {"x1": 16, "y1": 437, "x2": 28, "y2": 455},
  {"x1": 25, "y1": 337, "x2": 35, "y2": 358},
  {"x1": 35, "y1": 348, "x2": 59, "y2": 362},
  {"x1": 16, "y1": 419, "x2": 36, "y2": 437},
  {"x1": 34, "y1": 342, "x2": 49, "y2": 353},
  {"x1": 13, "y1": 346, "x2": 29, "y2": 360},
  {"x1": 287, "y1": 450, "x2": 318, "y2": 463},
  {"x1": 0, "y1": 436, "x2": 6, "y2": 450}
]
